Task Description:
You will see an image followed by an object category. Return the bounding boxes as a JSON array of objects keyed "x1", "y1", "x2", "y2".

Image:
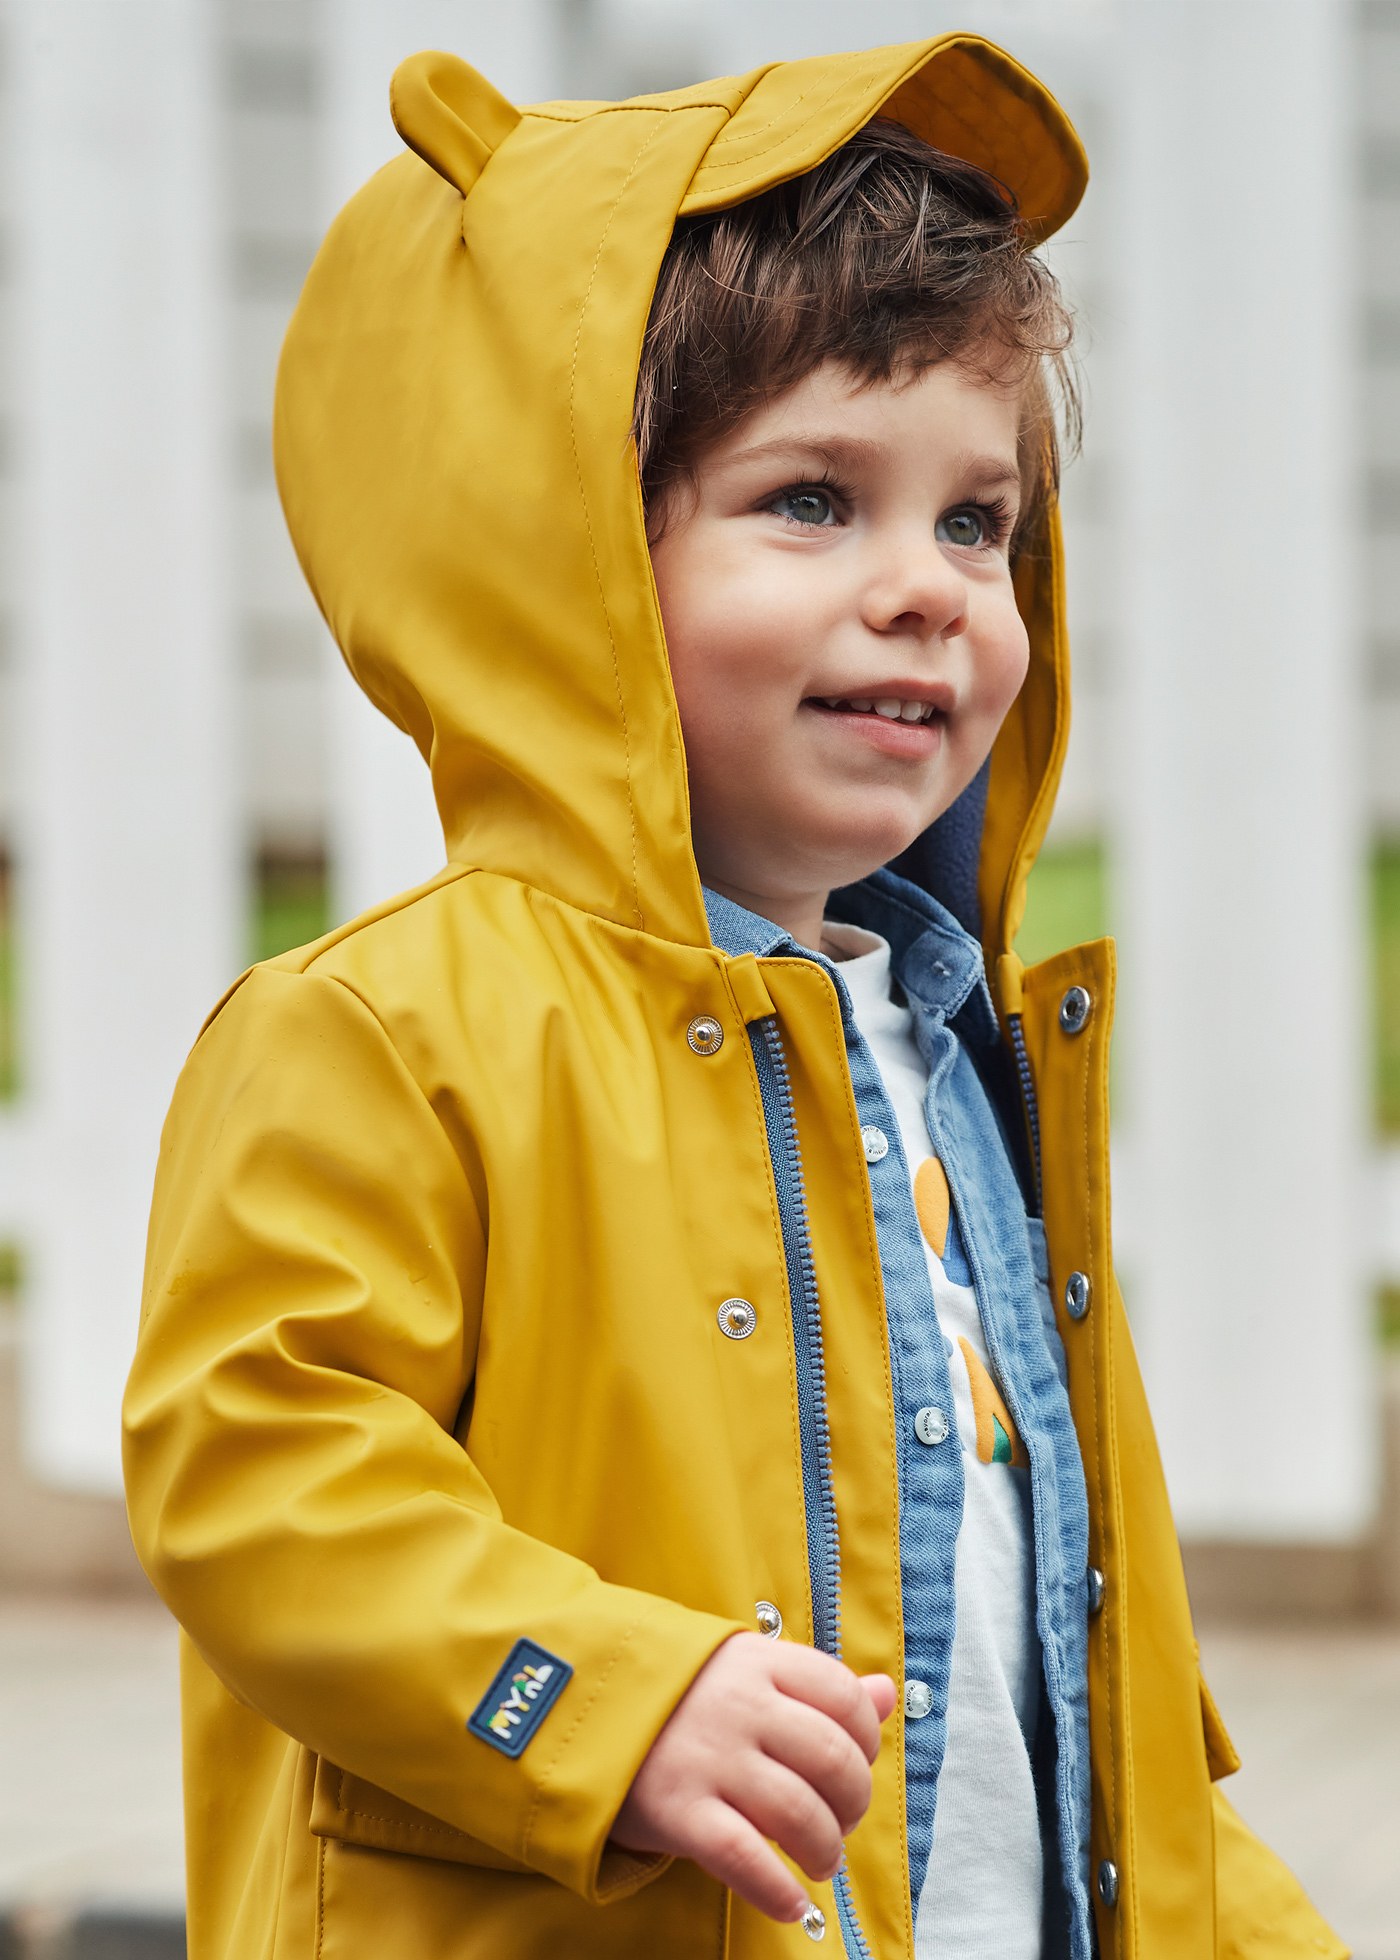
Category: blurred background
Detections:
[{"x1": 0, "y1": 1, "x2": 1397, "y2": 1955}]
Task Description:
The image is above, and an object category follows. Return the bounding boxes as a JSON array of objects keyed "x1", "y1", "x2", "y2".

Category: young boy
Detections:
[{"x1": 123, "y1": 32, "x2": 1345, "y2": 1960}]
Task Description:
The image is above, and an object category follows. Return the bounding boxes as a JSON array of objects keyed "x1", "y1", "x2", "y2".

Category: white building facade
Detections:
[{"x1": 0, "y1": 0, "x2": 1393, "y2": 1567}]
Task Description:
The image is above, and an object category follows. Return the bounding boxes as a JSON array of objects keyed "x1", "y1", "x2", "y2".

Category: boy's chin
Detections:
[{"x1": 804, "y1": 830, "x2": 938, "y2": 895}]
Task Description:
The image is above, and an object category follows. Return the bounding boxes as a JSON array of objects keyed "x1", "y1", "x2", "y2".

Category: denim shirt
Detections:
[{"x1": 705, "y1": 869, "x2": 1093, "y2": 1960}]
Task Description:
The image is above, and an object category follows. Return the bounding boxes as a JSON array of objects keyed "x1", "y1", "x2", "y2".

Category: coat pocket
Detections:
[
  {"x1": 309, "y1": 1754, "x2": 534, "y2": 1871},
  {"x1": 1199, "y1": 1669, "x2": 1242, "y2": 1781}
]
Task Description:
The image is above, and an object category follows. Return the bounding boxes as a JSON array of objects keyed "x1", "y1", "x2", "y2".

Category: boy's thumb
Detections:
[{"x1": 859, "y1": 1673, "x2": 898, "y2": 1722}]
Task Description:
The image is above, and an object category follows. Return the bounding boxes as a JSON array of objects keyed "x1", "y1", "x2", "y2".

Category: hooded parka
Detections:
[{"x1": 123, "y1": 35, "x2": 1346, "y2": 1960}]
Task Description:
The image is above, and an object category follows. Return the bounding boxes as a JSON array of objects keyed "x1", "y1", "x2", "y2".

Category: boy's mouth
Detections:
[{"x1": 811, "y1": 696, "x2": 943, "y2": 725}]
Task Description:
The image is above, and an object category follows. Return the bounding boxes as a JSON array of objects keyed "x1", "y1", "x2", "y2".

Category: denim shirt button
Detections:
[
  {"x1": 1087, "y1": 1566, "x2": 1105, "y2": 1616},
  {"x1": 914, "y1": 1405, "x2": 950, "y2": 1446},
  {"x1": 861, "y1": 1125, "x2": 889, "y2": 1163},
  {"x1": 904, "y1": 1679, "x2": 934, "y2": 1720}
]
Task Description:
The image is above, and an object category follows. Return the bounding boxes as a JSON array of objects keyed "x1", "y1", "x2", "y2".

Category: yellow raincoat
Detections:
[{"x1": 123, "y1": 34, "x2": 1346, "y2": 1960}]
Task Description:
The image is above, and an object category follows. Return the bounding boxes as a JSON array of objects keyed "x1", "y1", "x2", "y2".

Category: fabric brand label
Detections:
[{"x1": 467, "y1": 1639, "x2": 573, "y2": 1758}]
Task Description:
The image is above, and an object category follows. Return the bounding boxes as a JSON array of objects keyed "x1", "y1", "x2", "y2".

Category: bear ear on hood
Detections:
[{"x1": 390, "y1": 51, "x2": 521, "y2": 197}]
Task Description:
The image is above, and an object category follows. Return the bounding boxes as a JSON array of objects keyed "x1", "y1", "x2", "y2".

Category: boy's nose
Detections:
[
  {"x1": 861, "y1": 540, "x2": 969, "y2": 641},
  {"x1": 866, "y1": 579, "x2": 968, "y2": 643}
]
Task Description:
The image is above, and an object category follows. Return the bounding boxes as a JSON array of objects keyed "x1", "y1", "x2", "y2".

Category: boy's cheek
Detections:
[{"x1": 974, "y1": 618, "x2": 1032, "y2": 719}]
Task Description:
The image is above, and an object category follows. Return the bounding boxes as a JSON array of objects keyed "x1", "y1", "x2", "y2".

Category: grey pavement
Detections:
[
  {"x1": 0, "y1": 1601, "x2": 182, "y2": 1954},
  {"x1": 1198, "y1": 1621, "x2": 1400, "y2": 1959},
  {"x1": 0, "y1": 1599, "x2": 1396, "y2": 1956}
]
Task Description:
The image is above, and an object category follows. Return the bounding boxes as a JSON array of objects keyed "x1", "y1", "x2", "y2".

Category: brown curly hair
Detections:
[{"x1": 633, "y1": 118, "x2": 1079, "y2": 557}]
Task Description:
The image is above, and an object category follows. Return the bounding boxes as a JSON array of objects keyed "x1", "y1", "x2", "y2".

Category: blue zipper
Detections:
[
  {"x1": 747, "y1": 1012, "x2": 875, "y2": 1960},
  {"x1": 1005, "y1": 1011, "x2": 1043, "y2": 1216}
]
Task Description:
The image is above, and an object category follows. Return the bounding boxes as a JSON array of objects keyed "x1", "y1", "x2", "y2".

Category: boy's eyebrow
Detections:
[
  {"x1": 943, "y1": 448, "x2": 1023, "y2": 498},
  {"x1": 725, "y1": 432, "x2": 1021, "y2": 498},
  {"x1": 726, "y1": 433, "x2": 885, "y2": 475}
]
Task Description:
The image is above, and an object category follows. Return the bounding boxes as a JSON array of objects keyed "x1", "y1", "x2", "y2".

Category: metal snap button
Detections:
[
  {"x1": 1097, "y1": 1859, "x2": 1119, "y2": 1908},
  {"x1": 1064, "y1": 1270, "x2": 1091, "y2": 1321},
  {"x1": 861, "y1": 1125, "x2": 889, "y2": 1163},
  {"x1": 904, "y1": 1679, "x2": 933, "y2": 1720},
  {"x1": 686, "y1": 1015, "x2": 724, "y2": 1056},
  {"x1": 755, "y1": 1599, "x2": 782, "y2": 1638},
  {"x1": 1059, "y1": 985, "x2": 1092, "y2": 1034},
  {"x1": 801, "y1": 1904, "x2": 827, "y2": 1941},
  {"x1": 914, "y1": 1406, "x2": 949, "y2": 1446},
  {"x1": 717, "y1": 1298, "x2": 756, "y2": 1340},
  {"x1": 1087, "y1": 1566, "x2": 1105, "y2": 1616}
]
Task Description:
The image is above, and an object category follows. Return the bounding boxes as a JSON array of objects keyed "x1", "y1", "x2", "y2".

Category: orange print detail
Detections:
[
  {"x1": 959, "y1": 1338, "x2": 1028, "y2": 1467},
  {"x1": 913, "y1": 1157, "x2": 951, "y2": 1259}
]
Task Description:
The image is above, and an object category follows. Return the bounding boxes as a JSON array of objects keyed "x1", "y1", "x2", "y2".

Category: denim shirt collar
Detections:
[{"x1": 703, "y1": 867, "x2": 1001, "y2": 1050}]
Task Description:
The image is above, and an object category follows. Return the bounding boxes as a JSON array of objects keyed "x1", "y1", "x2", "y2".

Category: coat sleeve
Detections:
[
  {"x1": 1212, "y1": 1786, "x2": 1349, "y2": 1958},
  {"x1": 122, "y1": 964, "x2": 744, "y2": 1905}
]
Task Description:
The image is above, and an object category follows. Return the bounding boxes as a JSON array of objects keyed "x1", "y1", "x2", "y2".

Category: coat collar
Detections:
[{"x1": 704, "y1": 871, "x2": 1000, "y2": 1048}]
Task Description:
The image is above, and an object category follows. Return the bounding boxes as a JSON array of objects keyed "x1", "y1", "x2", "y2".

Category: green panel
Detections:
[
  {"x1": 1380, "y1": 1285, "x2": 1400, "y2": 1350},
  {"x1": 252, "y1": 859, "x2": 329, "y2": 964},
  {"x1": 1015, "y1": 838, "x2": 1109, "y2": 969}
]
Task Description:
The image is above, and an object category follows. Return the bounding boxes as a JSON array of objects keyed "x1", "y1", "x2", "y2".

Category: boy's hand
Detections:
[{"x1": 611, "y1": 1633, "x2": 897, "y2": 1924}]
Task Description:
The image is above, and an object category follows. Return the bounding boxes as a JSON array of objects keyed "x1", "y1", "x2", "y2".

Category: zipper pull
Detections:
[
  {"x1": 995, "y1": 950, "x2": 1025, "y2": 1019},
  {"x1": 726, "y1": 952, "x2": 776, "y2": 1025}
]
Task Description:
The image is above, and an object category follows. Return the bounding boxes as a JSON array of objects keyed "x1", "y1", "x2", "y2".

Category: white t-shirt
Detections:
[{"x1": 824, "y1": 921, "x2": 1042, "y2": 1957}]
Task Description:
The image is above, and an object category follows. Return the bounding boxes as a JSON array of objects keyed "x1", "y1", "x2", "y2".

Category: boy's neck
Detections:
[{"x1": 704, "y1": 876, "x2": 832, "y2": 960}]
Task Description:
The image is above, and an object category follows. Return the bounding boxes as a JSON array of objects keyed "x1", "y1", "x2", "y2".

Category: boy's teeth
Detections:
[{"x1": 817, "y1": 695, "x2": 937, "y2": 721}]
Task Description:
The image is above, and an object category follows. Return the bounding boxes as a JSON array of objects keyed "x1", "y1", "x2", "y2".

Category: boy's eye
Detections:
[
  {"x1": 938, "y1": 506, "x2": 990, "y2": 548},
  {"x1": 771, "y1": 485, "x2": 839, "y2": 527}
]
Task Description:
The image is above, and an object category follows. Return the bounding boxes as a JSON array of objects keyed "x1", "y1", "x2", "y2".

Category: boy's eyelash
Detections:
[
  {"x1": 771, "y1": 473, "x2": 852, "y2": 519},
  {"x1": 965, "y1": 492, "x2": 1017, "y2": 545}
]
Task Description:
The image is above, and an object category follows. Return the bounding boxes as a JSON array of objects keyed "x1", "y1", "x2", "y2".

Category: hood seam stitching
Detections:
[
  {"x1": 566, "y1": 110, "x2": 673, "y2": 934},
  {"x1": 527, "y1": 100, "x2": 734, "y2": 123}
]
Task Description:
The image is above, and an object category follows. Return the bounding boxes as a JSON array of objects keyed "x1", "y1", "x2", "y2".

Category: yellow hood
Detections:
[{"x1": 274, "y1": 36, "x2": 1086, "y2": 960}]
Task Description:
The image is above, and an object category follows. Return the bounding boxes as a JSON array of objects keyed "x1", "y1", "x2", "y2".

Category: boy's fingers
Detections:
[
  {"x1": 755, "y1": 1700, "x2": 873, "y2": 1837},
  {"x1": 720, "y1": 1754, "x2": 845, "y2": 1884},
  {"x1": 859, "y1": 1672, "x2": 898, "y2": 1723},
  {"x1": 771, "y1": 1646, "x2": 884, "y2": 1762},
  {"x1": 691, "y1": 1799, "x2": 812, "y2": 1924}
]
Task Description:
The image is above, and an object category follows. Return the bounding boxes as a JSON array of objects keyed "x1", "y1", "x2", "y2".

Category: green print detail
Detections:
[{"x1": 991, "y1": 1415, "x2": 1013, "y2": 1465}]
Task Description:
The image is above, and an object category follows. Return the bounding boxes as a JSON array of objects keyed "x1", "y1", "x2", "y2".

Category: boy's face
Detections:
[{"x1": 650, "y1": 356, "x2": 1030, "y2": 938}]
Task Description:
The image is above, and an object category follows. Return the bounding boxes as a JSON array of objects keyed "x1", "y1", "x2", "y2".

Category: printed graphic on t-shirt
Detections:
[
  {"x1": 915, "y1": 1153, "x2": 1026, "y2": 1467},
  {"x1": 959, "y1": 1337, "x2": 1029, "y2": 1467},
  {"x1": 912, "y1": 1154, "x2": 972, "y2": 1284}
]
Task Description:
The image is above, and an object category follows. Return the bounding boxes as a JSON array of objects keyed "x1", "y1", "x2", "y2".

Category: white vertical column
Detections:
[
  {"x1": 1114, "y1": 1, "x2": 1372, "y2": 1538},
  {"x1": 317, "y1": 1, "x2": 556, "y2": 925},
  {"x1": 10, "y1": 0, "x2": 239, "y2": 1489}
]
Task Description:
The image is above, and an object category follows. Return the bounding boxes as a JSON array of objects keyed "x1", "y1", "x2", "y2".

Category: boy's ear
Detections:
[{"x1": 390, "y1": 51, "x2": 521, "y2": 197}]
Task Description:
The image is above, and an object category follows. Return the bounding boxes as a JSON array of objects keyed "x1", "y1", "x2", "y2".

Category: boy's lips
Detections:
[{"x1": 802, "y1": 696, "x2": 946, "y2": 759}]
